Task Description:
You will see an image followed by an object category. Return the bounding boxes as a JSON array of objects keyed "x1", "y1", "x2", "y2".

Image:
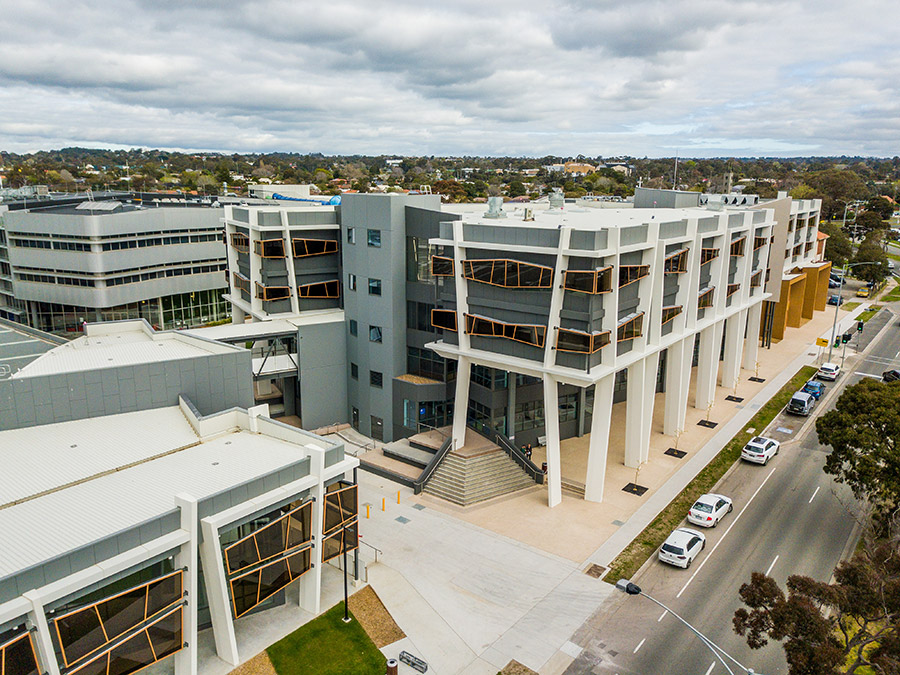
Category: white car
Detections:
[
  {"x1": 659, "y1": 527, "x2": 706, "y2": 568},
  {"x1": 687, "y1": 493, "x2": 734, "y2": 528},
  {"x1": 741, "y1": 436, "x2": 780, "y2": 465},
  {"x1": 817, "y1": 362, "x2": 840, "y2": 381}
]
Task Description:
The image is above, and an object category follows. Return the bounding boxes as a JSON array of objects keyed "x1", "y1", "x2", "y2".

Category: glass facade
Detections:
[
  {"x1": 0, "y1": 629, "x2": 39, "y2": 675},
  {"x1": 322, "y1": 483, "x2": 359, "y2": 562},
  {"x1": 462, "y1": 259, "x2": 553, "y2": 289},
  {"x1": 464, "y1": 314, "x2": 546, "y2": 348},
  {"x1": 467, "y1": 400, "x2": 507, "y2": 436},
  {"x1": 407, "y1": 346, "x2": 447, "y2": 381},
  {"x1": 406, "y1": 237, "x2": 435, "y2": 282}
]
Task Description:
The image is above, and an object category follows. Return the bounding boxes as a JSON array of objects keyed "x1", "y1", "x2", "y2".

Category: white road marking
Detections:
[
  {"x1": 657, "y1": 610, "x2": 667, "y2": 622},
  {"x1": 633, "y1": 638, "x2": 646, "y2": 654},
  {"x1": 855, "y1": 372, "x2": 882, "y2": 379},
  {"x1": 765, "y1": 555, "x2": 779, "y2": 576},
  {"x1": 809, "y1": 486, "x2": 820, "y2": 503},
  {"x1": 677, "y1": 467, "x2": 778, "y2": 598},
  {"x1": 704, "y1": 662, "x2": 716, "y2": 675}
]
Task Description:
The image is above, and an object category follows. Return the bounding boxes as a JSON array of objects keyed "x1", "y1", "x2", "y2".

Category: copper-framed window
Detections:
[
  {"x1": 255, "y1": 283, "x2": 291, "y2": 301},
  {"x1": 322, "y1": 520, "x2": 360, "y2": 563},
  {"x1": 462, "y1": 259, "x2": 553, "y2": 289},
  {"x1": 750, "y1": 270, "x2": 762, "y2": 288},
  {"x1": 230, "y1": 232, "x2": 249, "y2": 253},
  {"x1": 563, "y1": 267, "x2": 613, "y2": 294},
  {"x1": 291, "y1": 238, "x2": 338, "y2": 258},
  {"x1": 661, "y1": 305, "x2": 683, "y2": 325},
  {"x1": 664, "y1": 249, "x2": 688, "y2": 274},
  {"x1": 297, "y1": 280, "x2": 340, "y2": 299},
  {"x1": 616, "y1": 313, "x2": 644, "y2": 342},
  {"x1": 232, "y1": 272, "x2": 250, "y2": 294},
  {"x1": 698, "y1": 287, "x2": 715, "y2": 309},
  {"x1": 555, "y1": 328, "x2": 611, "y2": 354},
  {"x1": 254, "y1": 239, "x2": 285, "y2": 258},
  {"x1": 0, "y1": 630, "x2": 39, "y2": 675},
  {"x1": 51, "y1": 570, "x2": 183, "y2": 670},
  {"x1": 322, "y1": 483, "x2": 359, "y2": 563},
  {"x1": 464, "y1": 314, "x2": 546, "y2": 348},
  {"x1": 753, "y1": 235, "x2": 768, "y2": 250},
  {"x1": 618, "y1": 265, "x2": 650, "y2": 288},
  {"x1": 224, "y1": 501, "x2": 313, "y2": 576},
  {"x1": 229, "y1": 549, "x2": 311, "y2": 618},
  {"x1": 700, "y1": 248, "x2": 719, "y2": 266},
  {"x1": 729, "y1": 237, "x2": 746, "y2": 257},
  {"x1": 727, "y1": 283, "x2": 740, "y2": 297},
  {"x1": 431, "y1": 309, "x2": 458, "y2": 332},
  {"x1": 431, "y1": 256, "x2": 455, "y2": 277}
]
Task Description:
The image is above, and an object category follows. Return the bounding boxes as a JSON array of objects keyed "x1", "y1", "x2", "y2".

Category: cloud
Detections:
[{"x1": 0, "y1": 0, "x2": 897, "y2": 157}]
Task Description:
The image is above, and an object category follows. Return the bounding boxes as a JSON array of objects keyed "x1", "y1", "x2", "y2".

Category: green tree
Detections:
[
  {"x1": 854, "y1": 210, "x2": 887, "y2": 239},
  {"x1": 867, "y1": 196, "x2": 895, "y2": 220},
  {"x1": 432, "y1": 180, "x2": 467, "y2": 202},
  {"x1": 819, "y1": 223, "x2": 853, "y2": 267},
  {"x1": 508, "y1": 180, "x2": 526, "y2": 198},
  {"x1": 853, "y1": 233, "x2": 889, "y2": 282},
  {"x1": 816, "y1": 377, "x2": 900, "y2": 510}
]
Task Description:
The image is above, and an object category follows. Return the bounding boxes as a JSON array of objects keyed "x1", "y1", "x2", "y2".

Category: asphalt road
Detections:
[{"x1": 571, "y1": 309, "x2": 897, "y2": 675}]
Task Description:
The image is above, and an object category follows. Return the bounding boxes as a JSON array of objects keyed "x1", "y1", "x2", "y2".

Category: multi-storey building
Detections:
[{"x1": 0, "y1": 198, "x2": 229, "y2": 332}]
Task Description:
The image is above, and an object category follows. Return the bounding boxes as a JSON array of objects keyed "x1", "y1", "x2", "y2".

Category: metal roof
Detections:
[{"x1": 0, "y1": 319, "x2": 65, "y2": 377}]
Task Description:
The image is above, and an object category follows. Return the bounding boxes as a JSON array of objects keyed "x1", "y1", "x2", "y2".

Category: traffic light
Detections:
[
  {"x1": 842, "y1": 332, "x2": 852, "y2": 344},
  {"x1": 834, "y1": 338, "x2": 841, "y2": 348},
  {"x1": 858, "y1": 321, "x2": 864, "y2": 333}
]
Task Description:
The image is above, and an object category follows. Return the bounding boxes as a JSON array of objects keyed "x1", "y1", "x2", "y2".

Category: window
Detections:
[
  {"x1": 347, "y1": 227, "x2": 355, "y2": 244},
  {"x1": 292, "y1": 238, "x2": 338, "y2": 257},
  {"x1": 230, "y1": 232, "x2": 249, "y2": 252},
  {"x1": 407, "y1": 301, "x2": 435, "y2": 332},
  {"x1": 698, "y1": 287, "x2": 715, "y2": 309},
  {"x1": 255, "y1": 283, "x2": 291, "y2": 301},
  {"x1": 254, "y1": 238, "x2": 285, "y2": 258},
  {"x1": 464, "y1": 314, "x2": 546, "y2": 348},
  {"x1": 370, "y1": 416, "x2": 384, "y2": 441},
  {"x1": 298, "y1": 280, "x2": 339, "y2": 299},
  {"x1": 232, "y1": 272, "x2": 250, "y2": 294},
  {"x1": 750, "y1": 270, "x2": 762, "y2": 288},
  {"x1": 729, "y1": 237, "x2": 746, "y2": 257},
  {"x1": 0, "y1": 631, "x2": 38, "y2": 675},
  {"x1": 617, "y1": 313, "x2": 644, "y2": 342},
  {"x1": 700, "y1": 248, "x2": 719, "y2": 265},
  {"x1": 514, "y1": 400, "x2": 544, "y2": 433},
  {"x1": 559, "y1": 393, "x2": 577, "y2": 422},
  {"x1": 462, "y1": 259, "x2": 553, "y2": 288},
  {"x1": 351, "y1": 363, "x2": 358, "y2": 379},
  {"x1": 471, "y1": 365, "x2": 507, "y2": 389},
  {"x1": 369, "y1": 325, "x2": 383, "y2": 343},
  {"x1": 563, "y1": 267, "x2": 613, "y2": 294},
  {"x1": 349, "y1": 319, "x2": 358, "y2": 336},
  {"x1": 370, "y1": 371, "x2": 383, "y2": 387},
  {"x1": 431, "y1": 255, "x2": 454, "y2": 276},
  {"x1": 348, "y1": 273, "x2": 356, "y2": 291},
  {"x1": 556, "y1": 328, "x2": 610, "y2": 353},
  {"x1": 403, "y1": 399, "x2": 415, "y2": 429},
  {"x1": 407, "y1": 346, "x2": 446, "y2": 381},
  {"x1": 753, "y1": 235, "x2": 767, "y2": 250},
  {"x1": 618, "y1": 265, "x2": 650, "y2": 288},
  {"x1": 727, "y1": 283, "x2": 740, "y2": 297},
  {"x1": 664, "y1": 249, "x2": 688, "y2": 274},
  {"x1": 224, "y1": 502, "x2": 312, "y2": 575},
  {"x1": 467, "y1": 400, "x2": 506, "y2": 435},
  {"x1": 367, "y1": 229, "x2": 381, "y2": 247},
  {"x1": 431, "y1": 308, "x2": 458, "y2": 332},
  {"x1": 406, "y1": 237, "x2": 435, "y2": 282},
  {"x1": 352, "y1": 407, "x2": 360, "y2": 429},
  {"x1": 661, "y1": 305, "x2": 683, "y2": 325},
  {"x1": 368, "y1": 278, "x2": 382, "y2": 296}
]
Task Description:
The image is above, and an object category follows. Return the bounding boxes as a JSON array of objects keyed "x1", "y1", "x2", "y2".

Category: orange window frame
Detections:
[
  {"x1": 664, "y1": 250, "x2": 688, "y2": 274},
  {"x1": 555, "y1": 328, "x2": 611, "y2": 354},
  {"x1": 0, "y1": 631, "x2": 39, "y2": 675},
  {"x1": 700, "y1": 248, "x2": 719, "y2": 265},
  {"x1": 297, "y1": 279, "x2": 340, "y2": 299},
  {"x1": 255, "y1": 282, "x2": 291, "y2": 301},
  {"x1": 698, "y1": 287, "x2": 715, "y2": 308},
  {"x1": 254, "y1": 239, "x2": 285, "y2": 258},
  {"x1": 223, "y1": 501, "x2": 313, "y2": 575},
  {"x1": 228, "y1": 549, "x2": 312, "y2": 619},
  {"x1": 661, "y1": 305, "x2": 683, "y2": 325},
  {"x1": 462, "y1": 259, "x2": 553, "y2": 289},
  {"x1": 430, "y1": 308, "x2": 458, "y2": 332},
  {"x1": 753, "y1": 236, "x2": 768, "y2": 250},
  {"x1": 323, "y1": 484, "x2": 359, "y2": 536},
  {"x1": 750, "y1": 270, "x2": 762, "y2": 288},
  {"x1": 729, "y1": 237, "x2": 746, "y2": 257},
  {"x1": 464, "y1": 314, "x2": 547, "y2": 348},
  {"x1": 291, "y1": 238, "x2": 338, "y2": 258},
  {"x1": 727, "y1": 284, "x2": 740, "y2": 297},
  {"x1": 563, "y1": 266, "x2": 613, "y2": 294},
  {"x1": 616, "y1": 313, "x2": 644, "y2": 342},
  {"x1": 232, "y1": 272, "x2": 250, "y2": 293},
  {"x1": 430, "y1": 255, "x2": 455, "y2": 277},
  {"x1": 618, "y1": 265, "x2": 650, "y2": 288},
  {"x1": 230, "y1": 232, "x2": 249, "y2": 252}
]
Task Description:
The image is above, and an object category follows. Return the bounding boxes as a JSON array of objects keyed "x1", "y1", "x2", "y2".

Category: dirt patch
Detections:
[
  {"x1": 500, "y1": 660, "x2": 538, "y2": 675},
  {"x1": 348, "y1": 585, "x2": 405, "y2": 648},
  {"x1": 228, "y1": 651, "x2": 276, "y2": 675}
]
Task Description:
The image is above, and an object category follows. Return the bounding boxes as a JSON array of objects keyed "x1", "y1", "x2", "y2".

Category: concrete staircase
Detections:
[{"x1": 424, "y1": 448, "x2": 536, "y2": 506}]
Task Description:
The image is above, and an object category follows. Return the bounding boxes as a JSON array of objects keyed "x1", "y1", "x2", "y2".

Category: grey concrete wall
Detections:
[
  {"x1": 0, "y1": 350, "x2": 253, "y2": 430},
  {"x1": 297, "y1": 321, "x2": 347, "y2": 429}
]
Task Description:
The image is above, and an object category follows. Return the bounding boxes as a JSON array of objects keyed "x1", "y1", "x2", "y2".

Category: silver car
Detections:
[{"x1": 659, "y1": 527, "x2": 706, "y2": 568}]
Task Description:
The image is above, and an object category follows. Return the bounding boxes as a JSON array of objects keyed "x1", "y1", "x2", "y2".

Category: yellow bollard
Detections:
[
  {"x1": 366, "y1": 504, "x2": 370, "y2": 519},
  {"x1": 397, "y1": 490, "x2": 400, "y2": 504},
  {"x1": 382, "y1": 497, "x2": 385, "y2": 512}
]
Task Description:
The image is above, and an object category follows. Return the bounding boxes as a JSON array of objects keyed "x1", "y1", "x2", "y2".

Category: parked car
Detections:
[
  {"x1": 687, "y1": 493, "x2": 733, "y2": 528},
  {"x1": 818, "y1": 362, "x2": 841, "y2": 381},
  {"x1": 827, "y1": 295, "x2": 843, "y2": 306},
  {"x1": 659, "y1": 527, "x2": 706, "y2": 568},
  {"x1": 801, "y1": 380, "x2": 826, "y2": 399},
  {"x1": 883, "y1": 369, "x2": 900, "y2": 382},
  {"x1": 829, "y1": 279, "x2": 841, "y2": 288},
  {"x1": 741, "y1": 436, "x2": 780, "y2": 464},
  {"x1": 857, "y1": 286, "x2": 871, "y2": 298},
  {"x1": 787, "y1": 391, "x2": 816, "y2": 416}
]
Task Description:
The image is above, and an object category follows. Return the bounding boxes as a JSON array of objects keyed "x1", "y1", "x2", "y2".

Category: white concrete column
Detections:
[
  {"x1": 174, "y1": 494, "x2": 199, "y2": 675},
  {"x1": 743, "y1": 302, "x2": 763, "y2": 371},
  {"x1": 624, "y1": 360, "x2": 645, "y2": 468},
  {"x1": 695, "y1": 321, "x2": 722, "y2": 411},
  {"x1": 451, "y1": 356, "x2": 471, "y2": 450},
  {"x1": 542, "y1": 375, "x2": 562, "y2": 508},
  {"x1": 198, "y1": 519, "x2": 239, "y2": 666},
  {"x1": 720, "y1": 309, "x2": 747, "y2": 390},
  {"x1": 663, "y1": 337, "x2": 689, "y2": 435},
  {"x1": 640, "y1": 352, "x2": 660, "y2": 464},
  {"x1": 231, "y1": 305, "x2": 247, "y2": 324},
  {"x1": 24, "y1": 592, "x2": 60, "y2": 675},
  {"x1": 300, "y1": 451, "x2": 326, "y2": 616},
  {"x1": 584, "y1": 374, "x2": 614, "y2": 503}
]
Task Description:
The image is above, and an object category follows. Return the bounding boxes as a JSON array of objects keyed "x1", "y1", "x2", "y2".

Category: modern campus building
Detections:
[
  {"x1": 0, "y1": 197, "x2": 229, "y2": 332},
  {"x1": 0, "y1": 320, "x2": 359, "y2": 675}
]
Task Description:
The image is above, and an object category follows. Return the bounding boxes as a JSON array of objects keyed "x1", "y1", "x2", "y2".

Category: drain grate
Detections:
[
  {"x1": 725, "y1": 395, "x2": 744, "y2": 403},
  {"x1": 698, "y1": 419, "x2": 718, "y2": 428},
  {"x1": 749, "y1": 376, "x2": 766, "y2": 383},
  {"x1": 623, "y1": 483, "x2": 648, "y2": 496},
  {"x1": 584, "y1": 564, "x2": 606, "y2": 578},
  {"x1": 665, "y1": 448, "x2": 687, "y2": 458},
  {"x1": 395, "y1": 516, "x2": 410, "y2": 524}
]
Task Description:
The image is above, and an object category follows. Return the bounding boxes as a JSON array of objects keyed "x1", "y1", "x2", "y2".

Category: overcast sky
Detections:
[{"x1": 1, "y1": 0, "x2": 897, "y2": 158}]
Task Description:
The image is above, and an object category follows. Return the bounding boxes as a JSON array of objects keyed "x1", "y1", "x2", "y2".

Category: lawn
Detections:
[
  {"x1": 858, "y1": 305, "x2": 882, "y2": 324},
  {"x1": 267, "y1": 602, "x2": 386, "y2": 675},
  {"x1": 882, "y1": 285, "x2": 900, "y2": 303},
  {"x1": 604, "y1": 365, "x2": 818, "y2": 585},
  {"x1": 842, "y1": 301, "x2": 862, "y2": 311}
]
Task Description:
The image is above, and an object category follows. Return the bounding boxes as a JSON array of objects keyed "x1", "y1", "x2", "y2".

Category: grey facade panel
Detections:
[{"x1": 298, "y1": 321, "x2": 347, "y2": 430}]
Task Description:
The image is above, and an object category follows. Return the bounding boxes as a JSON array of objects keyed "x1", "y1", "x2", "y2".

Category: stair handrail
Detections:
[
  {"x1": 413, "y1": 435, "x2": 454, "y2": 494},
  {"x1": 359, "y1": 539, "x2": 382, "y2": 563},
  {"x1": 475, "y1": 425, "x2": 545, "y2": 485},
  {"x1": 414, "y1": 421, "x2": 450, "y2": 440}
]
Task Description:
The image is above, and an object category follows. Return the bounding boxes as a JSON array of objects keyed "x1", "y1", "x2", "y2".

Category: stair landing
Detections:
[{"x1": 451, "y1": 428, "x2": 500, "y2": 458}]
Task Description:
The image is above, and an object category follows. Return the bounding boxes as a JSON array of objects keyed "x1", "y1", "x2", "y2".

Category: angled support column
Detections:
[
  {"x1": 720, "y1": 310, "x2": 747, "y2": 390},
  {"x1": 174, "y1": 494, "x2": 199, "y2": 675},
  {"x1": 542, "y1": 375, "x2": 562, "y2": 507},
  {"x1": 584, "y1": 375, "x2": 614, "y2": 503},
  {"x1": 640, "y1": 352, "x2": 660, "y2": 465},
  {"x1": 450, "y1": 356, "x2": 471, "y2": 451},
  {"x1": 299, "y1": 450, "x2": 325, "y2": 616},
  {"x1": 743, "y1": 302, "x2": 763, "y2": 371},
  {"x1": 625, "y1": 360, "x2": 645, "y2": 468},
  {"x1": 198, "y1": 518, "x2": 240, "y2": 666},
  {"x1": 24, "y1": 592, "x2": 60, "y2": 675},
  {"x1": 695, "y1": 321, "x2": 722, "y2": 411},
  {"x1": 663, "y1": 337, "x2": 690, "y2": 436}
]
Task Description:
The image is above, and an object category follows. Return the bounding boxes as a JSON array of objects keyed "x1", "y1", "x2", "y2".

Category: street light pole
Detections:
[
  {"x1": 827, "y1": 261, "x2": 879, "y2": 363},
  {"x1": 615, "y1": 579, "x2": 760, "y2": 675}
]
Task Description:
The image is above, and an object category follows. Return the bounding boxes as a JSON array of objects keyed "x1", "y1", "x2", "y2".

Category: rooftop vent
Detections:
[
  {"x1": 523, "y1": 207, "x2": 534, "y2": 221},
  {"x1": 484, "y1": 196, "x2": 506, "y2": 219},
  {"x1": 549, "y1": 193, "x2": 565, "y2": 210}
]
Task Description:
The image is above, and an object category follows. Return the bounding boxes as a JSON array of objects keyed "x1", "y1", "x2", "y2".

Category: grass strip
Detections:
[
  {"x1": 882, "y1": 287, "x2": 900, "y2": 303},
  {"x1": 842, "y1": 301, "x2": 862, "y2": 311},
  {"x1": 858, "y1": 305, "x2": 882, "y2": 324},
  {"x1": 267, "y1": 602, "x2": 387, "y2": 675},
  {"x1": 604, "y1": 365, "x2": 818, "y2": 585}
]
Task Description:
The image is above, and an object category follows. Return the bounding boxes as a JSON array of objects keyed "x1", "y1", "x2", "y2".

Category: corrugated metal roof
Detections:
[{"x1": 0, "y1": 320, "x2": 64, "y2": 376}]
